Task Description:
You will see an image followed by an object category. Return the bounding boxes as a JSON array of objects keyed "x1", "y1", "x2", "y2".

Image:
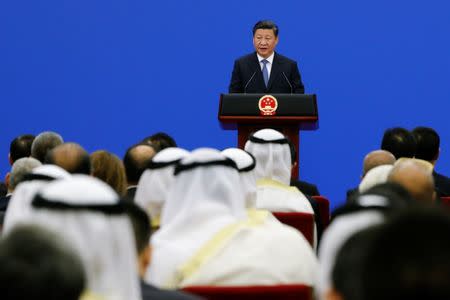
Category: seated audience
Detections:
[
  {"x1": 125, "y1": 202, "x2": 201, "y2": 299},
  {"x1": 0, "y1": 225, "x2": 86, "y2": 300},
  {"x1": 123, "y1": 143, "x2": 156, "y2": 201},
  {"x1": 30, "y1": 131, "x2": 64, "y2": 163},
  {"x1": 134, "y1": 147, "x2": 189, "y2": 228},
  {"x1": 45, "y1": 142, "x2": 91, "y2": 174},
  {"x1": 90, "y1": 150, "x2": 127, "y2": 197},
  {"x1": 0, "y1": 157, "x2": 41, "y2": 212},
  {"x1": 3, "y1": 164, "x2": 71, "y2": 233},
  {"x1": 27, "y1": 175, "x2": 142, "y2": 300},
  {"x1": 8, "y1": 134, "x2": 35, "y2": 165},
  {"x1": 288, "y1": 140, "x2": 321, "y2": 196},
  {"x1": 147, "y1": 148, "x2": 317, "y2": 289},
  {"x1": 380, "y1": 127, "x2": 416, "y2": 159},
  {"x1": 412, "y1": 126, "x2": 450, "y2": 197},
  {"x1": 142, "y1": 132, "x2": 177, "y2": 152},
  {"x1": 358, "y1": 164, "x2": 393, "y2": 193}
]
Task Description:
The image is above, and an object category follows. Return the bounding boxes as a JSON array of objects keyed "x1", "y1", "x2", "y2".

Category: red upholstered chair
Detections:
[
  {"x1": 312, "y1": 195, "x2": 331, "y2": 229},
  {"x1": 182, "y1": 284, "x2": 313, "y2": 300},
  {"x1": 441, "y1": 197, "x2": 450, "y2": 208},
  {"x1": 272, "y1": 212, "x2": 314, "y2": 246}
]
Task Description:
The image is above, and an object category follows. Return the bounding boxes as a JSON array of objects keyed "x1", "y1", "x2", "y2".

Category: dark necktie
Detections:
[{"x1": 261, "y1": 59, "x2": 269, "y2": 87}]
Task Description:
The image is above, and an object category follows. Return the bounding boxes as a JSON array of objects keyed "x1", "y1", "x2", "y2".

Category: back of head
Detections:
[
  {"x1": 0, "y1": 225, "x2": 85, "y2": 300},
  {"x1": 9, "y1": 157, "x2": 42, "y2": 191},
  {"x1": 361, "y1": 208, "x2": 450, "y2": 300},
  {"x1": 362, "y1": 150, "x2": 396, "y2": 177},
  {"x1": 388, "y1": 158, "x2": 435, "y2": 203},
  {"x1": 123, "y1": 143, "x2": 156, "y2": 185},
  {"x1": 9, "y1": 134, "x2": 35, "y2": 164},
  {"x1": 45, "y1": 142, "x2": 91, "y2": 175},
  {"x1": 244, "y1": 128, "x2": 291, "y2": 184},
  {"x1": 31, "y1": 131, "x2": 64, "y2": 163},
  {"x1": 142, "y1": 132, "x2": 177, "y2": 152},
  {"x1": 90, "y1": 150, "x2": 127, "y2": 196},
  {"x1": 412, "y1": 126, "x2": 440, "y2": 162},
  {"x1": 29, "y1": 175, "x2": 141, "y2": 300},
  {"x1": 381, "y1": 127, "x2": 416, "y2": 159}
]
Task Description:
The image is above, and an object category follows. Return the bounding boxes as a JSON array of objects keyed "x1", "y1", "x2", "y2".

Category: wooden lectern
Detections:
[{"x1": 218, "y1": 93, "x2": 319, "y2": 179}]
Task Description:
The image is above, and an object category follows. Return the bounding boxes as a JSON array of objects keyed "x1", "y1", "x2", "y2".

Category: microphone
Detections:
[
  {"x1": 282, "y1": 72, "x2": 293, "y2": 94},
  {"x1": 244, "y1": 71, "x2": 257, "y2": 94}
]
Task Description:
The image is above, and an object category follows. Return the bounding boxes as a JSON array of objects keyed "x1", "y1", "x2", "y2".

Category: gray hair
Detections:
[
  {"x1": 9, "y1": 157, "x2": 42, "y2": 190},
  {"x1": 31, "y1": 131, "x2": 64, "y2": 163}
]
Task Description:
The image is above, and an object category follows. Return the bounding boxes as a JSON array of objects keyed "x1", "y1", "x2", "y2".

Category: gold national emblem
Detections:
[{"x1": 258, "y1": 95, "x2": 278, "y2": 116}]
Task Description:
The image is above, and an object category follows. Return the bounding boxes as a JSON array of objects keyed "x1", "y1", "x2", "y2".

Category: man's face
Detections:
[{"x1": 253, "y1": 29, "x2": 278, "y2": 59}]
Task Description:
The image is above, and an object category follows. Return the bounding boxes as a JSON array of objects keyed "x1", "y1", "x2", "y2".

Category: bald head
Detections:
[
  {"x1": 363, "y1": 150, "x2": 396, "y2": 177},
  {"x1": 123, "y1": 144, "x2": 156, "y2": 185},
  {"x1": 45, "y1": 143, "x2": 91, "y2": 175},
  {"x1": 388, "y1": 159, "x2": 435, "y2": 203}
]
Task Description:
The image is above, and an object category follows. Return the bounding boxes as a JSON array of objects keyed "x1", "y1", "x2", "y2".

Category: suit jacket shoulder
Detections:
[{"x1": 433, "y1": 171, "x2": 450, "y2": 197}]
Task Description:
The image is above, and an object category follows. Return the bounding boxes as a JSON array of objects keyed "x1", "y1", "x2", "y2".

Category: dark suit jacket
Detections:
[
  {"x1": 434, "y1": 171, "x2": 450, "y2": 197},
  {"x1": 229, "y1": 52, "x2": 304, "y2": 94},
  {"x1": 290, "y1": 179, "x2": 320, "y2": 196},
  {"x1": 0, "y1": 194, "x2": 11, "y2": 212},
  {"x1": 140, "y1": 280, "x2": 201, "y2": 300}
]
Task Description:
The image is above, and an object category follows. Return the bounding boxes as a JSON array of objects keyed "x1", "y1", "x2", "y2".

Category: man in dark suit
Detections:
[
  {"x1": 412, "y1": 126, "x2": 450, "y2": 197},
  {"x1": 229, "y1": 20, "x2": 304, "y2": 94}
]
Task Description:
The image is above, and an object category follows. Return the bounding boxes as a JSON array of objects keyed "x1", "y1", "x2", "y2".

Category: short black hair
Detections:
[
  {"x1": 412, "y1": 126, "x2": 440, "y2": 161},
  {"x1": 124, "y1": 202, "x2": 151, "y2": 254},
  {"x1": 10, "y1": 134, "x2": 35, "y2": 163},
  {"x1": 123, "y1": 143, "x2": 155, "y2": 184},
  {"x1": 0, "y1": 225, "x2": 85, "y2": 300},
  {"x1": 253, "y1": 20, "x2": 279, "y2": 37},
  {"x1": 381, "y1": 127, "x2": 416, "y2": 159},
  {"x1": 141, "y1": 132, "x2": 177, "y2": 152},
  {"x1": 361, "y1": 208, "x2": 450, "y2": 300}
]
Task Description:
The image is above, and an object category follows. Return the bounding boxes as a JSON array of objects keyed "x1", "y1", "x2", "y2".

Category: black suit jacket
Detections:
[
  {"x1": 229, "y1": 52, "x2": 304, "y2": 94},
  {"x1": 434, "y1": 171, "x2": 450, "y2": 197},
  {"x1": 140, "y1": 280, "x2": 201, "y2": 300}
]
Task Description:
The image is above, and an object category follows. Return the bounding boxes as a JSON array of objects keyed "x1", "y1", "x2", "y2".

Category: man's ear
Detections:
[
  {"x1": 8, "y1": 153, "x2": 13, "y2": 166},
  {"x1": 5, "y1": 173, "x2": 10, "y2": 190},
  {"x1": 325, "y1": 288, "x2": 345, "y2": 300},
  {"x1": 292, "y1": 161, "x2": 298, "y2": 171}
]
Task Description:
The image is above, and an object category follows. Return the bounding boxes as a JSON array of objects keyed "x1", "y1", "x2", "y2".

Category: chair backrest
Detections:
[
  {"x1": 182, "y1": 284, "x2": 313, "y2": 300},
  {"x1": 312, "y1": 195, "x2": 330, "y2": 229},
  {"x1": 272, "y1": 212, "x2": 314, "y2": 246},
  {"x1": 441, "y1": 197, "x2": 450, "y2": 208}
]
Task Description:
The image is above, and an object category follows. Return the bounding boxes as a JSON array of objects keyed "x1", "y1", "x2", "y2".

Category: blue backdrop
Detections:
[{"x1": 1, "y1": 0, "x2": 449, "y2": 209}]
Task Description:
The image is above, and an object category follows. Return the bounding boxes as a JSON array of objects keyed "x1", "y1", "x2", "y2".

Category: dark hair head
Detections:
[
  {"x1": 412, "y1": 126, "x2": 440, "y2": 161},
  {"x1": 9, "y1": 134, "x2": 35, "y2": 163},
  {"x1": 361, "y1": 208, "x2": 450, "y2": 300},
  {"x1": 124, "y1": 202, "x2": 151, "y2": 254},
  {"x1": 381, "y1": 127, "x2": 416, "y2": 159},
  {"x1": 0, "y1": 225, "x2": 85, "y2": 300},
  {"x1": 141, "y1": 132, "x2": 177, "y2": 152},
  {"x1": 123, "y1": 143, "x2": 156, "y2": 184},
  {"x1": 253, "y1": 20, "x2": 279, "y2": 37},
  {"x1": 45, "y1": 143, "x2": 91, "y2": 175}
]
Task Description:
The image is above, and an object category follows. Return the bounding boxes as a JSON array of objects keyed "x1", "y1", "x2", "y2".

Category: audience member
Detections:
[
  {"x1": 30, "y1": 131, "x2": 64, "y2": 163},
  {"x1": 358, "y1": 164, "x2": 393, "y2": 193},
  {"x1": 360, "y1": 208, "x2": 450, "y2": 300},
  {"x1": 380, "y1": 127, "x2": 416, "y2": 159},
  {"x1": 148, "y1": 148, "x2": 317, "y2": 288},
  {"x1": 123, "y1": 143, "x2": 157, "y2": 201},
  {"x1": 0, "y1": 225, "x2": 86, "y2": 300},
  {"x1": 388, "y1": 158, "x2": 436, "y2": 203},
  {"x1": 2, "y1": 164, "x2": 70, "y2": 233},
  {"x1": 9, "y1": 134, "x2": 35, "y2": 165},
  {"x1": 244, "y1": 129, "x2": 314, "y2": 213},
  {"x1": 91, "y1": 150, "x2": 127, "y2": 197},
  {"x1": 28, "y1": 175, "x2": 142, "y2": 300},
  {"x1": 142, "y1": 132, "x2": 177, "y2": 152},
  {"x1": 125, "y1": 202, "x2": 201, "y2": 300},
  {"x1": 134, "y1": 147, "x2": 189, "y2": 228},
  {"x1": 45, "y1": 142, "x2": 91, "y2": 174},
  {"x1": 412, "y1": 126, "x2": 450, "y2": 196},
  {"x1": 1, "y1": 157, "x2": 41, "y2": 212}
]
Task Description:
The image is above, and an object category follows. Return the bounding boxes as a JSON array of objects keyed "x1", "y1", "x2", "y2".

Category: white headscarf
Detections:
[
  {"x1": 358, "y1": 164, "x2": 393, "y2": 193},
  {"x1": 222, "y1": 148, "x2": 257, "y2": 209},
  {"x1": 28, "y1": 175, "x2": 141, "y2": 300},
  {"x1": 134, "y1": 147, "x2": 190, "y2": 221},
  {"x1": 147, "y1": 148, "x2": 247, "y2": 287},
  {"x1": 3, "y1": 164, "x2": 71, "y2": 234},
  {"x1": 244, "y1": 129, "x2": 292, "y2": 185}
]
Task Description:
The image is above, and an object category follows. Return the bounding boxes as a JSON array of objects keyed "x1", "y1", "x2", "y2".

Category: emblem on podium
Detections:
[{"x1": 258, "y1": 95, "x2": 278, "y2": 116}]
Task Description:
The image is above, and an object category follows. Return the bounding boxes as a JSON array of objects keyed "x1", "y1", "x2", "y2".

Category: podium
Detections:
[{"x1": 218, "y1": 93, "x2": 319, "y2": 179}]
